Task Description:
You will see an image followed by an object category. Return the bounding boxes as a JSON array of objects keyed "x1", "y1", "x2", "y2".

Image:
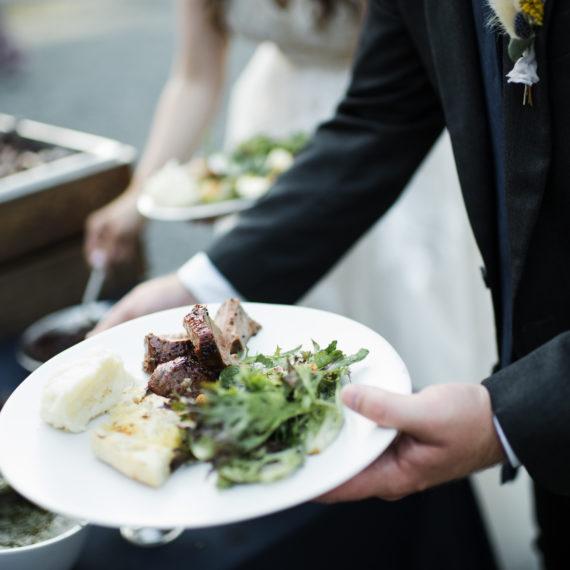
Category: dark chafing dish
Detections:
[
  {"x1": 0, "y1": 114, "x2": 141, "y2": 339},
  {"x1": 0, "y1": 113, "x2": 136, "y2": 264}
]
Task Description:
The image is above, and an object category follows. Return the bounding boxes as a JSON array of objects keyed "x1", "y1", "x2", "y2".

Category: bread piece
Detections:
[
  {"x1": 90, "y1": 389, "x2": 184, "y2": 487},
  {"x1": 41, "y1": 348, "x2": 135, "y2": 433}
]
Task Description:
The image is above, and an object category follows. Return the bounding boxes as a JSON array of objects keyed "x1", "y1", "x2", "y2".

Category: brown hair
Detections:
[{"x1": 206, "y1": 0, "x2": 364, "y2": 32}]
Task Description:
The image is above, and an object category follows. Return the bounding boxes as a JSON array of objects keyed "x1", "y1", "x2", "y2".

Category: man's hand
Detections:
[
  {"x1": 320, "y1": 383, "x2": 504, "y2": 502},
  {"x1": 90, "y1": 273, "x2": 197, "y2": 335}
]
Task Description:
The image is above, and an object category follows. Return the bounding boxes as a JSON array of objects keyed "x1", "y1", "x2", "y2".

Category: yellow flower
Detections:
[{"x1": 520, "y1": 0, "x2": 544, "y2": 26}]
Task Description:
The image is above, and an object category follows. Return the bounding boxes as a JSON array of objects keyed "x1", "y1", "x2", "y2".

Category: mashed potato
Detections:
[
  {"x1": 143, "y1": 159, "x2": 200, "y2": 208},
  {"x1": 40, "y1": 348, "x2": 135, "y2": 433}
]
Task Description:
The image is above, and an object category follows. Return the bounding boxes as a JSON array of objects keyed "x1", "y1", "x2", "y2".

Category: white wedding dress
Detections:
[{"x1": 223, "y1": 0, "x2": 497, "y2": 388}]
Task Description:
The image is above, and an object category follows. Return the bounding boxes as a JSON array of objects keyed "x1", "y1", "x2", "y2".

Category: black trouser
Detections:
[
  {"x1": 76, "y1": 478, "x2": 497, "y2": 570},
  {"x1": 238, "y1": 478, "x2": 497, "y2": 570},
  {"x1": 534, "y1": 484, "x2": 570, "y2": 569}
]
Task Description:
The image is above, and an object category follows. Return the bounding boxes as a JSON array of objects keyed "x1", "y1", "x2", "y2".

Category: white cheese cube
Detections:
[
  {"x1": 91, "y1": 390, "x2": 183, "y2": 488},
  {"x1": 41, "y1": 348, "x2": 135, "y2": 433}
]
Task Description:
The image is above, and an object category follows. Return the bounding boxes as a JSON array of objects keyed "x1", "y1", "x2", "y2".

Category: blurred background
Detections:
[
  {"x1": 0, "y1": 1, "x2": 540, "y2": 569},
  {"x1": 0, "y1": 0, "x2": 251, "y2": 277}
]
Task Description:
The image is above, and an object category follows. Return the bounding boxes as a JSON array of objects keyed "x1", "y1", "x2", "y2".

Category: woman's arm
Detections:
[
  {"x1": 85, "y1": 0, "x2": 228, "y2": 267},
  {"x1": 131, "y1": 0, "x2": 227, "y2": 187}
]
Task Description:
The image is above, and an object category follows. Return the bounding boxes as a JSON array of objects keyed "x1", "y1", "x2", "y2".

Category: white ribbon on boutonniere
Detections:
[{"x1": 487, "y1": 0, "x2": 545, "y2": 105}]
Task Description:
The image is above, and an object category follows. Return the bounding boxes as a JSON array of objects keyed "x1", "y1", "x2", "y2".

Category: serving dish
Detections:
[
  {"x1": 0, "y1": 522, "x2": 86, "y2": 570},
  {"x1": 17, "y1": 301, "x2": 111, "y2": 372},
  {"x1": 0, "y1": 113, "x2": 135, "y2": 265},
  {"x1": 0, "y1": 113, "x2": 141, "y2": 339},
  {"x1": 0, "y1": 472, "x2": 86, "y2": 570}
]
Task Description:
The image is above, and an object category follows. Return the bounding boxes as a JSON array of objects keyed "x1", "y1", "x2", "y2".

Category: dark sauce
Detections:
[{"x1": 24, "y1": 320, "x2": 98, "y2": 364}]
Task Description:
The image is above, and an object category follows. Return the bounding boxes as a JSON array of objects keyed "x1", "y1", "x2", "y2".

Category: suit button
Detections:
[{"x1": 480, "y1": 266, "x2": 490, "y2": 288}]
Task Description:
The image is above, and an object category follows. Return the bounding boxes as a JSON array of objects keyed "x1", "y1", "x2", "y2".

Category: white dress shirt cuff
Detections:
[
  {"x1": 493, "y1": 416, "x2": 521, "y2": 468},
  {"x1": 177, "y1": 252, "x2": 243, "y2": 304}
]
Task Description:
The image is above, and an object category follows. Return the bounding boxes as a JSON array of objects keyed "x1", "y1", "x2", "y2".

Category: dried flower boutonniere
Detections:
[{"x1": 488, "y1": 0, "x2": 545, "y2": 105}]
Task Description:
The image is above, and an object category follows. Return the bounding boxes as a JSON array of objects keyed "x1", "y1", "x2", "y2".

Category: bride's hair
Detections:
[{"x1": 207, "y1": 0, "x2": 364, "y2": 31}]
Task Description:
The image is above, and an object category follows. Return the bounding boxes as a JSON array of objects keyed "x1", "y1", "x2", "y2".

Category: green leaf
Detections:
[
  {"x1": 216, "y1": 447, "x2": 305, "y2": 488},
  {"x1": 219, "y1": 365, "x2": 240, "y2": 388},
  {"x1": 303, "y1": 403, "x2": 344, "y2": 455},
  {"x1": 326, "y1": 348, "x2": 369, "y2": 370},
  {"x1": 178, "y1": 341, "x2": 368, "y2": 487},
  {"x1": 508, "y1": 37, "x2": 534, "y2": 63}
]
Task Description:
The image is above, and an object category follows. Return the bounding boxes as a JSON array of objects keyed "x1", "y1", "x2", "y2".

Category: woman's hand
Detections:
[
  {"x1": 84, "y1": 189, "x2": 145, "y2": 268},
  {"x1": 89, "y1": 273, "x2": 198, "y2": 335},
  {"x1": 320, "y1": 383, "x2": 505, "y2": 502}
]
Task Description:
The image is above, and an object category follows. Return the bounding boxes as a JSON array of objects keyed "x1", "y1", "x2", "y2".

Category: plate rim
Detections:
[{"x1": 137, "y1": 194, "x2": 255, "y2": 221}]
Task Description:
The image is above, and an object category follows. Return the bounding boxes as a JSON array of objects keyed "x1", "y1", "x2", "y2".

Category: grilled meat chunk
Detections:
[
  {"x1": 143, "y1": 333, "x2": 195, "y2": 373},
  {"x1": 214, "y1": 299, "x2": 261, "y2": 354},
  {"x1": 148, "y1": 355, "x2": 214, "y2": 398},
  {"x1": 145, "y1": 301, "x2": 255, "y2": 398},
  {"x1": 183, "y1": 305, "x2": 234, "y2": 374}
]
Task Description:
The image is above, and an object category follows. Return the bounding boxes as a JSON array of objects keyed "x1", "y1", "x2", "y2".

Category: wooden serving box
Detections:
[{"x1": 0, "y1": 114, "x2": 144, "y2": 338}]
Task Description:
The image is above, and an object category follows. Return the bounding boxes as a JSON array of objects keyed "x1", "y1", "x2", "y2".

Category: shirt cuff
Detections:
[
  {"x1": 177, "y1": 252, "x2": 243, "y2": 304},
  {"x1": 493, "y1": 416, "x2": 521, "y2": 469}
]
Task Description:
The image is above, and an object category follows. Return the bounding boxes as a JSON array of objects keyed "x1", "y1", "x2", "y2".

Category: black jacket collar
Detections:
[
  {"x1": 424, "y1": 0, "x2": 500, "y2": 287},
  {"x1": 502, "y1": 0, "x2": 553, "y2": 294}
]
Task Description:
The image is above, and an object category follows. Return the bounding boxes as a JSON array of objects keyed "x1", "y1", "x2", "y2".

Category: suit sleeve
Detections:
[
  {"x1": 483, "y1": 331, "x2": 570, "y2": 496},
  {"x1": 206, "y1": 0, "x2": 445, "y2": 303}
]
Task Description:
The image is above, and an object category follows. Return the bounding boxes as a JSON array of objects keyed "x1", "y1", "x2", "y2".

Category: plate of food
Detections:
[
  {"x1": 0, "y1": 301, "x2": 410, "y2": 529},
  {"x1": 137, "y1": 133, "x2": 308, "y2": 222}
]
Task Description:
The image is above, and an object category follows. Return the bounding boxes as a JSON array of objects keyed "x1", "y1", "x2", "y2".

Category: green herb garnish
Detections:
[{"x1": 175, "y1": 342, "x2": 368, "y2": 488}]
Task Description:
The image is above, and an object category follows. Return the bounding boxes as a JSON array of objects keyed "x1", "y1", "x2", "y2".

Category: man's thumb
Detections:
[{"x1": 341, "y1": 385, "x2": 422, "y2": 433}]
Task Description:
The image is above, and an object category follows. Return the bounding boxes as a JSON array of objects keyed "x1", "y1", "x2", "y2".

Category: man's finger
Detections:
[{"x1": 341, "y1": 385, "x2": 424, "y2": 434}]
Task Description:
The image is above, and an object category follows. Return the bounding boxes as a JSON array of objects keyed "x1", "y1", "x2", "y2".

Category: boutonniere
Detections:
[{"x1": 488, "y1": 0, "x2": 545, "y2": 105}]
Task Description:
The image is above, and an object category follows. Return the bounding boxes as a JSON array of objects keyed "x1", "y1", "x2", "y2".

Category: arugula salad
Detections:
[{"x1": 173, "y1": 342, "x2": 368, "y2": 488}]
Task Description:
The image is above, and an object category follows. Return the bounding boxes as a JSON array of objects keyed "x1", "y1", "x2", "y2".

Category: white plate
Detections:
[
  {"x1": 137, "y1": 194, "x2": 255, "y2": 222},
  {"x1": 0, "y1": 304, "x2": 410, "y2": 529}
]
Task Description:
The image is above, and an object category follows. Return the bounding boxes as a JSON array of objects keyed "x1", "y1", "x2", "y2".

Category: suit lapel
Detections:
[
  {"x1": 502, "y1": 1, "x2": 553, "y2": 295},
  {"x1": 424, "y1": 0, "x2": 500, "y2": 288},
  {"x1": 425, "y1": 0, "x2": 554, "y2": 299}
]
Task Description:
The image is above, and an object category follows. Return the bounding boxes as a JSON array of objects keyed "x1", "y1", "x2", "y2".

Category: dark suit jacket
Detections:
[{"x1": 207, "y1": 0, "x2": 570, "y2": 496}]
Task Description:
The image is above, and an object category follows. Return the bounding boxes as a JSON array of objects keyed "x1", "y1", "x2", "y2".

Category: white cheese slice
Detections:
[{"x1": 90, "y1": 390, "x2": 184, "y2": 488}]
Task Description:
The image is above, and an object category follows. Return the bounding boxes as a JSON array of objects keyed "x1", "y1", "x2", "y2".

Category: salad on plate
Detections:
[{"x1": 142, "y1": 133, "x2": 309, "y2": 209}]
